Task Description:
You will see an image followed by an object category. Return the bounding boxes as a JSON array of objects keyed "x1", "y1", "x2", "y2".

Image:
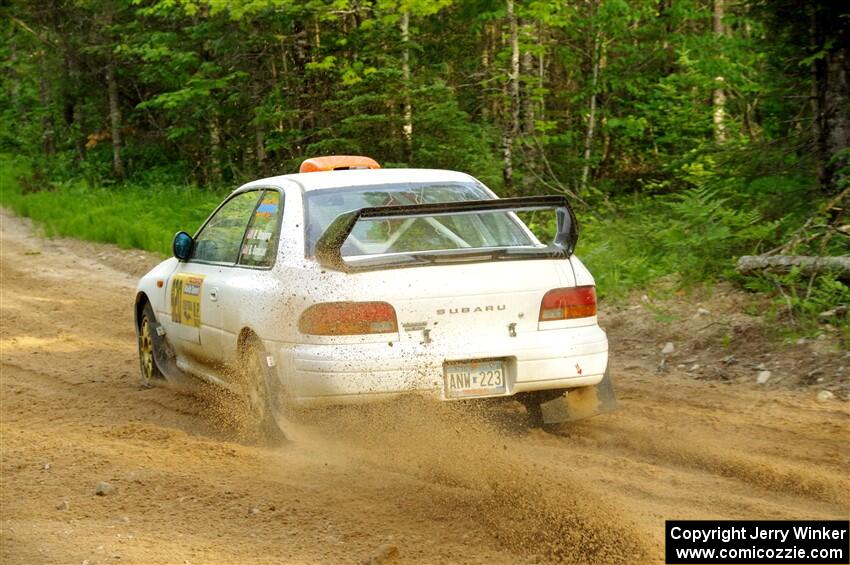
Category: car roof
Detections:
[{"x1": 236, "y1": 168, "x2": 478, "y2": 193}]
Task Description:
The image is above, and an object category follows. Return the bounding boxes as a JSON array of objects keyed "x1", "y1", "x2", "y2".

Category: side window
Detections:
[
  {"x1": 192, "y1": 191, "x2": 262, "y2": 264},
  {"x1": 239, "y1": 190, "x2": 283, "y2": 268}
]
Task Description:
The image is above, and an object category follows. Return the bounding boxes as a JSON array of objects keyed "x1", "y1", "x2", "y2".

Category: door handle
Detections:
[{"x1": 209, "y1": 287, "x2": 219, "y2": 301}]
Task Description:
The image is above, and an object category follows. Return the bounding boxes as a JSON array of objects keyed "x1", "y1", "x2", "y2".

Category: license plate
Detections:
[{"x1": 444, "y1": 359, "x2": 507, "y2": 399}]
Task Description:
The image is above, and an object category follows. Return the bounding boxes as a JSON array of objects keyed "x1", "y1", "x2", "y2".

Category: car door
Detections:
[
  {"x1": 165, "y1": 190, "x2": 263, "y2": 363},
  {"x1": 215, "y1": 188, "x2": 285, "y2": 364}
]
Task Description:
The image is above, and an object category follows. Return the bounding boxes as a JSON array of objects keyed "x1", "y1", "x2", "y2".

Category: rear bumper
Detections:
[{"x1": 273, "y1": 325, "x2": 608, "y2": 407}]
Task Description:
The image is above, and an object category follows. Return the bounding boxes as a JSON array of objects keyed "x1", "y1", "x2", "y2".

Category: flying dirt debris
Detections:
[{"x1": 1, "y1": 206, "x2": 847, "y2": 564}]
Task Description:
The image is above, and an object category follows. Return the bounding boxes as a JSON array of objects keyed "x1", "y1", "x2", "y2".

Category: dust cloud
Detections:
[{"x1": 276, "y1": 398, "x2": 651, "y2": 564}]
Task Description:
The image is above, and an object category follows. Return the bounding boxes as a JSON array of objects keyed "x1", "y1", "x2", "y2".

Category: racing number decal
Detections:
[{"x1": 170, "y1": 274, "x2": 205, "y2": 327}]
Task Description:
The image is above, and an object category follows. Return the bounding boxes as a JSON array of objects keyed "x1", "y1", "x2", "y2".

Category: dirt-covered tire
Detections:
[
  {"x1": 240, "y1": 337, "x2": 288, "y2": 446},
  {"x1": 519, "y1": 389, "x2": 568, "y2": 429},
  {"x1": 138, "y1": 301, "x2": 164, "y2": 387},
  {"x1": 525, "y1": 402, "x2": 544, "y2": 428}
]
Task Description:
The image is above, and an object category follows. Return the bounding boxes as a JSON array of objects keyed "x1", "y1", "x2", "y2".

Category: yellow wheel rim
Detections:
[{"x1": 140, "y1": 316, "x2": 154, "y2": 382}]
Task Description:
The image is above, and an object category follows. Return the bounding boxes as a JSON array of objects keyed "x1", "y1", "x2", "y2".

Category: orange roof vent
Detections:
[{"x1": 299, "y1": 155, "x2": 381, "y2": 173}]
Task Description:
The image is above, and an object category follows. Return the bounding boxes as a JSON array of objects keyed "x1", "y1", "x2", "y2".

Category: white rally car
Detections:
[{"x1": 135, "y1": 156, "x2": 614, "y2": 442}]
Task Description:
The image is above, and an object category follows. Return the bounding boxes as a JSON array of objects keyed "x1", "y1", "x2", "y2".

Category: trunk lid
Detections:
[{"x1": 347, "y1": 258, "x2": 575, "y2": 342}]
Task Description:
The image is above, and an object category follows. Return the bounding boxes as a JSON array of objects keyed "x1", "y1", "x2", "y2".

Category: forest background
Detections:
[{"x1": 1, "y1": 0, "x2": 848, "y2": 339}]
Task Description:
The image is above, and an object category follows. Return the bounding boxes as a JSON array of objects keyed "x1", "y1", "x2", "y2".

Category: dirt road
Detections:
[{"x1": 1, "y1": 209, "x2": 848, "y2": 564}]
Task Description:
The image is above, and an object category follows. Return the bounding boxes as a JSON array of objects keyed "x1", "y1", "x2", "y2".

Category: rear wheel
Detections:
[
  {"x1": 519, "y1": 373, "x2": 617, "y2": 428},
  {"x1": 240, "y1": 337, "x2": 288, "y2": 446},
  {"x1": 138, "y1": 302, "x2": 164, "y2": 387},
  {"x1": 519, "y1": 389, "x2": 567, "y2": 429}
]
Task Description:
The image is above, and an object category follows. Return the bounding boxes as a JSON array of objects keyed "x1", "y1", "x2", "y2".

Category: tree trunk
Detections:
[
  {"x1": 252, "y1": 81, "x2": 266, "y2": 169},
  {"x1": 537, "y1": 22, "x2": 546, "y2": 123},
  {"x1": 39, "y1": 78, "x2": 56, "y2": 157},
  {"x1": 599, "y1": 124, "x2": 611, "y2": 176},
  {"x1": 822, "y1": 44, "x2": 849, "y2": 194},
  {"x1": 39, "y1": 53, "x2": 55, "y2": 157},
  {"x1": 481, "y1": 22, "x2": 491, "y2": 121},
  {"x1": 209, "y1": 114, "x2": 222, "y2": 184},
  {"x1": 73, "y1": 103, "x2": 85, "y2": 163},
  {"x1": 736, "y1": 255, "x2": 850, "y2": 278},
  {"x1": 105, "y1": 63, "x2": 125, "y2": 179},
  {"x1": 400, "y1": 10, "x2": 413, "y2": 165},
  {"x1": 68, "y1": 54, "x2": 86, "y2": 162},
  {"x1": 580, "y1": 31, "x2": 600, "y2": 194},
  {"x1": 658, "y1": 0, "x2": 674, "y2": 73},
  {"x1": 10, "y1": 41, "x2": 21, "y2": 113},
  {"x1": 255, "y1": 128, "x2": 266, "y2": 169},
  {"x1": 811, "y1": 3, "x2": 850, "y2": 195},
  {"x1": 712, "y1": 0, "x2": 727, "y2": 144},
  {"x1": 502, "y1": 0, "x2": 520, "y2": 191},
  {"x1": 482, "y1": 21, "x2": 499, "y2": 122},
  {"x1": 520, "y1": 22, "x2": 534, "y2": 136}
]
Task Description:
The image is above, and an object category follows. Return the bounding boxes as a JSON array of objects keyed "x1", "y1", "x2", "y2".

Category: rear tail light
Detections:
[
  {"x1": 298, "y1": 301, "x2": 399, "y2": 335},
  {"x1": 539, "y1": 286, "x2": 597, "y2": 321}
]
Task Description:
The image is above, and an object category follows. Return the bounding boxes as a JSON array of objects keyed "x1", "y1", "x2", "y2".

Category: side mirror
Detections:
[{"x1": 172, "y1": 231, "x2": 194, "y2": 261}]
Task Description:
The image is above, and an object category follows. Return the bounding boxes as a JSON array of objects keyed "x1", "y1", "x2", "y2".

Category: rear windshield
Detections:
[{"x1": 304, "y1": 182, "x2": 536, "y2": 257}]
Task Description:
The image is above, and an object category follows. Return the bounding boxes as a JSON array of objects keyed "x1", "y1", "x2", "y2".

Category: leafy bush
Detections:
[
  {"x1": 743, "y1": 269, "x2": 850, "y2": 346},
  {"x1": 577, "y1": 187, "x2": 775, "y2": 297}
]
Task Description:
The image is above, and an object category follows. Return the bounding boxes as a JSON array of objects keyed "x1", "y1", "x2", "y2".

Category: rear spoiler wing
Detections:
[{"x1": 314, "y1": 195, "x2": 578, "y2": 272}]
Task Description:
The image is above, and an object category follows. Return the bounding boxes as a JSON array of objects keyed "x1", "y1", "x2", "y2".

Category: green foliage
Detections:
[
  {"x1": 657, "y1": 187, "x2": 775, "y2": 281},
  {"x1": 0, "y1": 156, "x2": 224, "y2": 256},
  {"x1": 4, "y1": 0, "x2": 845, "y2": 197},
  {"x1": 411, "y1": 82, "x2": 502, "y2": 187},
  {"x1": 743, "y1": 269, "x2": 850, "y2": 346},
  {"x1": 577, "y1": 165, "x2": 819, "y2": 299}
]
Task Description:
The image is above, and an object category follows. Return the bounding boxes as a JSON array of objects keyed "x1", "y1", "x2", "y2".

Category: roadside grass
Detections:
[{"x1": 0, "y1": 155, "x2": 225, "y2": 256}]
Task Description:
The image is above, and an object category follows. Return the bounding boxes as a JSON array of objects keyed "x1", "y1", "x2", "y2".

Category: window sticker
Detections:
[
  {"x1": 245, "y1": 229, "x2": 273, "y2": 241},
  {"x1": 241, "y1": 243, "x2": 268, "y2": 257},
  {"x1": 170, "y1": 274, "x2": 204, "y2": 327},
  {"x1": 255, "y1": 202, "x2": 278, "y2": 218},
  {"x1": 239, "y1": 190, "x2": 281, "y2": 267}
]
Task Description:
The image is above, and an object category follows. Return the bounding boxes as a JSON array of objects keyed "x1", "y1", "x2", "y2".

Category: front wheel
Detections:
[{"x1": 138, "y1": 302, "x2": 164, "y2": 387}]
